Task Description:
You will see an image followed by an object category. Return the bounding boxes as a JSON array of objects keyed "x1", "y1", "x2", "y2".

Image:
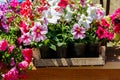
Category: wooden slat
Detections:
[
  {"x1": 100, "y1": 0, "x2": 104, "y2": 7},
  {"x1": 106, "y1": 0, "x2": 110, "y2": 15},
  {"x1": 26, "y1": 68, "x2": 120, "y2": 80}
]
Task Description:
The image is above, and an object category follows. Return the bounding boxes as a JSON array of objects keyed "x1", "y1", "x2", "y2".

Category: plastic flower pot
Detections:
[
  {"x1": 56, "y1": 46, "x2": 67, "y2": 58},
  {"x1": 40, "y1": 46, "x2": 57, "y2": 59},
  {"x1": 66, "y1": 43, "x2": 85, "y2": 58},
  {"x1": 84, "y1": 42, "x2": 101, "y2": 57}
]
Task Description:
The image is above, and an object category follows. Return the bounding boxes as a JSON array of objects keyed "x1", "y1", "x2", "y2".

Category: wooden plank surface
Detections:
[{"x1": 25, "y1": 63, "x2": 120, "y2": 80}]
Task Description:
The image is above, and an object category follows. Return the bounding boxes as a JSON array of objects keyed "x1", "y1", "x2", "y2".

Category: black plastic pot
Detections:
[
  {"x1": 84, "y1": 42, "x2": 101, "y2": 57},
  {"x1": 56, "y1": 46, "x2": 67, "y2": 58},
  {"x1": 40, "y1": 46, "x2": 57, "y2": 59},
  {"x1": 66, "y1": 43, "x2": 85, "y2": 58}
]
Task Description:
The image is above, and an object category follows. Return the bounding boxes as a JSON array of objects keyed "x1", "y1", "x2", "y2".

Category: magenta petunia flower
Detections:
[
  {"x1": 31, "y1": 22, "x2": 48, "y2": 42},
  {"x1": 18, "y1": 61, "x2": 29, "y2": 70},
  {"x1": 96, "y1": 26, "x2": 106, "y2": 39},
  {"x1": 102, "y1": 19, "x2": 109, "y2": 27},
  {"x1": 8, "y1": 45, "x2": 14, "y2": 54},
  {"x1": 80, "y1": 0, "x2": 85, "y2": 7},
  {"x1": 2, "y1": 67, "x2": 18, "y2": 80},
  {"x1": 21, "y1": 32, "x2": 32, "y2": 45},
  {"x1": 0, "y1": 40, "x2": 8, "y2": 51},
  {"x1": 106, "y1": 32, "x2": 114, "y2": 40},
  {"x1": 58, "y1": 0, "x2": 68, "y2": 8},
  {"x1": 19, "y1": 21, "x2": 28, "y2": 34},
  {"x1": 10, "y1": 0, "x2": 19, "y2": 8},
  {"x1": 22, "y1": 48, "x2": 33, "y2": 63},
  {"x1": 113, "y1": 24, "x2": 120, "y2": 33},
  {"x1": 10, "y1": 58, "x2": 15, "y2": 67},
  {"x1": 71, "y1": 23, "x2": 86, "y2": 39}
]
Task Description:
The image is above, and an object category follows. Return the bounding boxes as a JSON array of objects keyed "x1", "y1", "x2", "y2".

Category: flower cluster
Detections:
[
  {"x1": 0, "y1": 39, "x2": 33, "y2": 80},
  {"x1": 0, "y1": 0, "x2": 116, "y2": 79},
  {"x1": 8, "y1": 0, "x2": 114, "y2": 50},
  {"x1": 110, "y1": 8, "x2": 120, "y2": 43},
  {"x1": 0, "y1": 0, "x2": 33, "y2": 80}
]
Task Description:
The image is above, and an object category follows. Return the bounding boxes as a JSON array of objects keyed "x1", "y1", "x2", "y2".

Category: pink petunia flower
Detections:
[
  {"x1": 10, "y1": 58, "x2": 15, "y2": 67},
  {"x1": 8, "y1": 45, "x2": 14, "y2": 54},
  {"x1": 96, "y1": 26, "x2": 107, "y2": 39},
  {"x1": 22, "y1": 48, "x2": 33, "y2": 63},
  {"x1": 71, "y1": 23, "x2": 86, "y2": 39},
  {"x1": 19, "y1": 21, "x2": 28, "y2": 34},
  {"x1": 80, "y1": 0, "x2": 85, "y2": 7},
  {"x1": 18, "y1": 61, "x2": 29, "y2": 70},
  {"x1": 96, "y1": 8, "x2": 105, "y2": 20},
  {"x1": 0, "y1": 40, "x2": 8, "y2": 51},
  {"x1": 17, "y1": 37, "x2": 23, "y2": 45},
  {"x1": 2, "y1": 67, "x2": 18, "y2": 80},
  {"x1": 31, "y1": 22, "x2": 48, "y2": 42},
  {"x1": 21, "y1": 32, "x2": 32, "y2": 45}
]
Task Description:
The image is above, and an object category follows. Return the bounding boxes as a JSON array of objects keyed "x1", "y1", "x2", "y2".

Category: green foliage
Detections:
[
  {"x1": 0, "y1": 27, "x2": 20, "y2": 44},
  {"x1": 1, "y1": 47, "x2": 22, "y2": 68}
]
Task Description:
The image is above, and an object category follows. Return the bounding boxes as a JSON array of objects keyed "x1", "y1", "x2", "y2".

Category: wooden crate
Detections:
[{"x1": 33, "y1": 46, "x2": 106, "y2": 67}]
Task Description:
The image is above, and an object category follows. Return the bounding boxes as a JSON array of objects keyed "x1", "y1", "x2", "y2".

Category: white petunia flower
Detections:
[
  {"x1": 43, "y1": 6, "x2": 62, "y2": 24},
  {"x1": 65, "y1": 5, "x2": 74, "y2": 22},
  {"x1": 78, "y1": 14, "x2": 93, "y2": 28},
  {"x1": 47, "y1": 0, "x2": 59, "y2": 6},
  {"x1": 87, "y1": 6, "x2": 97, "y2": 19}
]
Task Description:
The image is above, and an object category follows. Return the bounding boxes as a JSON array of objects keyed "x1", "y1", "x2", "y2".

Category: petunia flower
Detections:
[
  {"x1": 10, "y1": 58, "x2": 15, "y2": 67},
  {"x1": 9, "y1": 0, "x2": 19, "y2": 8},
  {"x1": 101, "y1": 19, "x2": 110, "y2": 28},
  {"x1": 78, "y1": 14, "x2": 93, "y2": 28},
  {"x1": 43, "y1": 6, "x2": 61, "y2": 24},
  {"x1": 87, "y1": 6, "x2": 97, "y2": 19},
  {"x1": 71, "y1": 23, "x2": 86, "y2": 39},
  {"x1": 58, "y1": 0, "x2": 69, "y2": 8},
  {"x1": 8, "y1": 45, "x2": 14, "y2": 54},
  {"x1": 0, "y1": 39, "x2": 8, "y2": 51},
  {"x1": 96, "y1": 7, "x2": 105, "y2": 20},
  {"x1": 96, "y1": 26, "x2": 106, "y2": 39},
  {"x1": 65, "y1": 5, "x2": 74, "y2": 22},
  {"x1": 31, "y1": 22, "x2": 48, "y2": 42},
  {"x1": 19, "y1": 21, "x2": 28, "y2": 34},
  {"x1": 80, "y1": 0, "x2": 85, "y2": 7},
  {"x1": 21, "y1": 32, "x2": 32, "y2": 45},
  {"x1": 2, "y1": 67, "x2": 18, "y2": 80},
  {"x1": 18, "y1": 61, "x2": 29, "y2": 70},
  {"x1": 21, "y1": 48, "x2": 33, "y2": 63},
  {"x1": 47, "y1": 0, "x2": 59, "y2": 6}
]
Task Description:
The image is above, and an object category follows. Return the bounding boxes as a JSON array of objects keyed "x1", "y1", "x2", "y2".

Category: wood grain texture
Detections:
[{"x1": 25, "y1": 66, "x2": 120, "y2": 80}]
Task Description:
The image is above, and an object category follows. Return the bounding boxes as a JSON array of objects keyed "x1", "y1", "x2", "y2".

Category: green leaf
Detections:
[
  {"x1": 57, "y1": 43, "x2": 64, "y2": 47},
  {"x1": 44, "y1": 39, "x2": 49, "y2": 45},
  {"x1": 50, "y1": 44, "x2": 56, "y2": 51}
]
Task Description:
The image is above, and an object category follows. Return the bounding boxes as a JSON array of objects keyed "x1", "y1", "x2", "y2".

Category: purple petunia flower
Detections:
[{"x1": 0, "y1": 3, "x2": 11, "y2": 32}]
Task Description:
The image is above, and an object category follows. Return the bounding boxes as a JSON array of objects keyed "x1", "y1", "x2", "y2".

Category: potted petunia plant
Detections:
[{"x1": 68, "y1": 0, "x2": 114, "y2": 57}]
